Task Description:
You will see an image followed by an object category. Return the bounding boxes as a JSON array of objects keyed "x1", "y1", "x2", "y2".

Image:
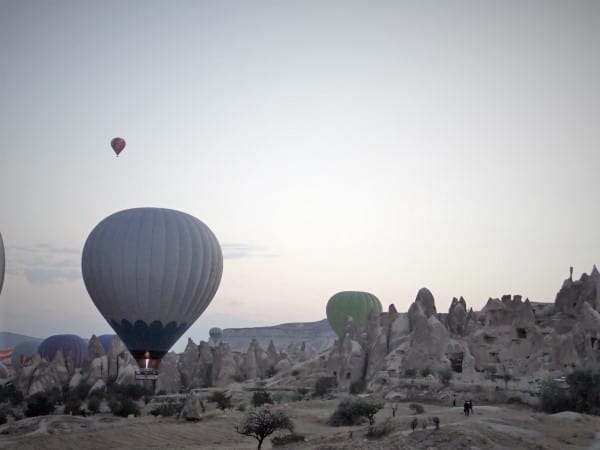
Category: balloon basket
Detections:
[{"x1": 135, "y1": 368, "x2": 159, "y2": 381}]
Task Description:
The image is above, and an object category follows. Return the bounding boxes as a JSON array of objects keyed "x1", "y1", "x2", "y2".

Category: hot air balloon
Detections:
[
  {"x1": 209, "y1": 327, "x2": 223, "y2": 340},
  {"x1": 326, "y1": 291, "x2": 382, "y2": 337},
  {"x1": 38, "y1": 334, "x2": 87, "y2": 369},
  {"x1": 81, "y1": 207, "x2": 223, "y2": 374},
  {"x1": 110, "y1": 137, "x2": 126, "y2": 156},
  {"x1": 11, "y1": 339, "x2": 42, "y2": 369},
  {"x1": 0, "y1": 231, "x2": 5, "y2": 296},
  {"x1": 0, "y1": 348, "x2": 12, "y2": 361},
  {"x1": 97, "y1": 334, "x2": 116, "y2": 353}
]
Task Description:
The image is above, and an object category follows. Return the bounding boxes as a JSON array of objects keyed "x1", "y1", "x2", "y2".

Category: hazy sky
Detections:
[{"x1": 1, "y1": 1, "x2": 599, "y2": 352}]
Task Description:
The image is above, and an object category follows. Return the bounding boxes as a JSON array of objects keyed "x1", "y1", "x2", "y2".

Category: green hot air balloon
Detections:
[{"x1": 326, "y1": 291, "x2": 382, "y2": 337}]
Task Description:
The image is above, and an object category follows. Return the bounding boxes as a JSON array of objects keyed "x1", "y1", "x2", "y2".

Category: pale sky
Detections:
[{"x1": 1, "y1": 1, "x2": 599, "y2": 352}]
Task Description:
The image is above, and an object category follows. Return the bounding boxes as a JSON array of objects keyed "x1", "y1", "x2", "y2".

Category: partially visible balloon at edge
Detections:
[
  {"x1": 110, "y1": 137, "x2": 126, "y2": 156},
  {"x1": 0, "y1": 231, "x2": 5, "y2": 296}
]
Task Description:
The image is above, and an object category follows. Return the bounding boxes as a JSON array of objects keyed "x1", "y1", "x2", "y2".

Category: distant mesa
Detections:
[{"x1": 215, "y1": 320, "x2": 336, "y2": 353}]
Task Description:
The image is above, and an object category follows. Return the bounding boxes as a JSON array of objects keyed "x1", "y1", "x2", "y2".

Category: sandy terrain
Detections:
[{"x1": 1, "y1": 400, "x2": 599, "y2": 449}]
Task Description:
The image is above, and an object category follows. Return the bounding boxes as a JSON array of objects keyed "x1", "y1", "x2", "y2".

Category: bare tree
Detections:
[{"x1": 235, "y1": 407, "x2": 294, "y2": 450}]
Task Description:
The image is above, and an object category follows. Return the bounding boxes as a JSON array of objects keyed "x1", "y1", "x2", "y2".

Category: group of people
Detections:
[
  {"x1": 452, "y1": 397, "x2": 474, "y2": 415},
  {"x1": 463, "y1": 399, "x2": 474, "y2": 416}
]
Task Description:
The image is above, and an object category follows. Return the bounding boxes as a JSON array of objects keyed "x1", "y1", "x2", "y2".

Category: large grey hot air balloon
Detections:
[
  {"x1": 81, "y1": 207, "x2": 223, "y2": 370},
  {"x1": 0, "y1": 231, "x2": 5, "y2": 296}
]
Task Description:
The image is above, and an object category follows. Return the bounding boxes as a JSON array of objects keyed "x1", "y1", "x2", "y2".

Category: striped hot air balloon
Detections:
[{"x1": 0, "y1": 348, "x2": 12, "y2": 361}]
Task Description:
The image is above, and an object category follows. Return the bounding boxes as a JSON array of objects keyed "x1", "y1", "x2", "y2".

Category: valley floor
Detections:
[{"x1": 1, "y1": 400, "x2": 599, "y2": 449}]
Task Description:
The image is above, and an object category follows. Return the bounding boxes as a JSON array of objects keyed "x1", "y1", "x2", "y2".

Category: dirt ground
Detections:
[{"x1": 1, "y1": 400, "x2": 599, "y2": 450}]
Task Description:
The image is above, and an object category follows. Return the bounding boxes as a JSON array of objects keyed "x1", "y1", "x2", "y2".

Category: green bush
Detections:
[
  {"x1": 297, "y1": 387, "x2": 309, "y2": 396},
  {"x1": 349, "y1": 379, "x2": 367, "y2": 394},
  {"x1": 231, "y1": 373, "x2": 247, "y2": 383},
  {"x1": 209, "y1": 391, "x2": 233, "y2": 410},
  {"x1": 420, "y1": 367, "x2": 431, "y2": 377},
  {"x1": 365, "y1": 419, "x2": 393, "y2": 439},
  {"x1": 314, "y1": 376, "x2": 336, "y2": 398},
  {"x1": 71, "y1": 383, "x2": 91, "y2": 401},
  {"x1": 568, "y1": 369, "x2": 600, "y2": 414},
  {"x1": 432, "y1": 416, "x2": 440, "y2": 430},
  {"x1": 539, "y1": 369, "x2": 600, "y2": 415},
  {"x1": 64, "y1": 394, "x2": 85, "y2": 416},
  {"x1": 25, "y1": 392, "x2": 56, "y2": 417},
  {"x1": 108, "y1": 397, "x2": 140, "y2": 417},
  {"x1": 87, "y1": 396, "x2": 101, "y2": 414},
  {"x1": 328, "y1": 398, "x2": 383, "y2": 426},
  {"x1": 237, "y1": 402, "x2": 247, "y2": 412},
  {"x1": 0, "y1": 384, "x2": 24, "y2": 406},
  {"x1": 409, "y1": 403, "x2": 424, "y2": 414},
  {"x1": 403, "y1": 368, "x2": 417, "y2": 378},
  {"x1": 88, "y1": 388, "x2": 106, "y2": 401},
  {"x1": 539, "y1": 379, "x2": 572, "y2": 414},
  {"x1": 438, "y1": 366, "x2": 453, "y2": 385},
  {"x1": 149, "y1": 401, "x2": 183, "y2": 417},
  {"x1": 107, "y1": 384, "x2": 152, "y2": 401},
  {"x1": 252, "y1": 390, "x2": 273, "y2": 407},
  {"x1": 271, "y1": 432, "x2": 305, "y2": 446}
]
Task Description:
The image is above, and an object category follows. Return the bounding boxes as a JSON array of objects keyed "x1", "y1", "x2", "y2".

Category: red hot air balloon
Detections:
[{"x1": 110, "y1": 137, "x2": 126, "y2": 156}]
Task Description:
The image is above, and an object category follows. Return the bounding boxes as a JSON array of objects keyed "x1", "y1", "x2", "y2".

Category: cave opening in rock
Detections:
[
  {"x1": 450, "y1": 352, "x2": 464, "y2": 373},
  {"x1": 484, "y1": 335, "x2": 496, "y2": 343}
]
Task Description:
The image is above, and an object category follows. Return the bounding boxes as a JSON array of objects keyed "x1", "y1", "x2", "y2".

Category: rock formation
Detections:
[
  {"x1": 155, "y1": 352, "x2": 180, "y2": 393},
  {"x1": 180, "y1": 392, "x2": 203, "y2": 421},
  {"x1": 321, "y1": 267, "x2": 600, "y2": 404},
  {"x1": 10, "y1": 265, "x2": 600, "y2": 407}
]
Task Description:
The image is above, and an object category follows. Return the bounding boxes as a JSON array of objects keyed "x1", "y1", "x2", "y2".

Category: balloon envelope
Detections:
[
  {"x1": 11, "y1": 340, "x2": 42, "y2": 369},
  {"x1": 81, "y1": 207, "x2": 223, "y2": 369},
  {"x1": 96, "y1": 334, "x2": 116, "y2": 353},
  {"x1": 0, "y1": 231, "x2": 5, "y2": 296},
  {"x1": 38, "y1": 334, "x2": 87, "y2": 368},
  {"x1": 326, "y1": 291, "x2": 382, "y2": 337},
  {"x1": 110, "y1": 137, "x2": 126, "y2": 156},
  {"x1": 209, "y1": 327, "x2": 223, "y2": 339}
]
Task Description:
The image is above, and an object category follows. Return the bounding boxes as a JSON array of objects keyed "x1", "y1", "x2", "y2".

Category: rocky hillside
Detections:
[{"x1": 311, "y1": 265, "x2": 600, "y2": 404}]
